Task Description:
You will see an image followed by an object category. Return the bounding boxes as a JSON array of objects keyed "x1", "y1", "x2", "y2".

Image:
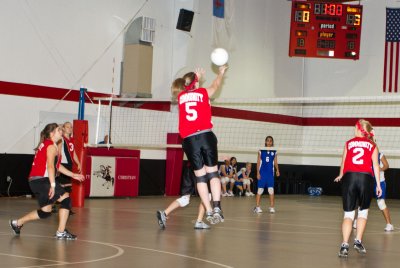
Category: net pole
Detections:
[
  {"x1": 108, "y1": 98, "x2": 113, "y2": 144},
  {"x1": 95, "y1": 100, "x2": 101, "y2": 144}
]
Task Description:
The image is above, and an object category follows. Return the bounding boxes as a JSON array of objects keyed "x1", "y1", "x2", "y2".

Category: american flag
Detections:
[{"x1": 383, "y1": 8, "x2": 400, "y2": 93}]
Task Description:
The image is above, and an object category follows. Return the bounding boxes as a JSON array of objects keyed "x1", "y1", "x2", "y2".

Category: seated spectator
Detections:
[
  {"x1": 219, "y1": 158, "x2": 234, "y2": 197},
  {"x1": 238, "y1": 162, "x2": 254, "y2": 196},
  {"x1": 98, "y1": 135, "x2": 111, "y2": 145}
]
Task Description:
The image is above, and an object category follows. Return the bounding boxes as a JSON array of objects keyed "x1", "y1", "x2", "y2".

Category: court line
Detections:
[
  {"x1": 111, "y1": 243, "x2": 234, "y2": 268},
  {"x1": 0, "y1": 253, "x2": 68, "y2": 264},
  {"x1": 0, "y1": 233, "x2": 124, "y2": 268},
  {"x1": 0, "y1": 232, "x2": 232, "y2": 268}
]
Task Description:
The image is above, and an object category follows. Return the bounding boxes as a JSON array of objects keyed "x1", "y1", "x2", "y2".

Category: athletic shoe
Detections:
[
  {"x1": 249, "y1": 192, "x2": 255, "y2": 196},
  {"x1": 9, "y1": 220, "x2": 22, "y2": 235},
  {"x1": 206, "y1": 211, "x2": 216, "y2": 224},
  {"x1": 55, "y1": 229, "x2": 77, "y2": 240},
  {"x1": 212, "y1": 207, "x2": 224, "y2": 224},
  {"x1": 194, "y1": 221, "x2": 210, "y2": 229},
  {"x1": 385, "y1": 224, "x2": 394, "y2": 232},
  {"x1": 269, "y1": 207, "x2": 275, "y2": 214},
  {"x1": 353, "y1": 240, "x2": 366, "y2": 254},
  {"x1": 157, "y1": 210, "x2": 167, "y2": 229},
  {"x1": 227, "y1": 191, "x2": 234, "y2": 197},
  {"x1": 253, "y1": 206, "x2": 262, "y2": 213},
  {"x1": 338, "y1": 243, "x2": 349, "y2": 258}
]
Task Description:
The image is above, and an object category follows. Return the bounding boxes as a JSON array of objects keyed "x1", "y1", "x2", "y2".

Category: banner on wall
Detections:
[
  {"x1": 90, "y1": 156, "x2": 115, "y2": 197},
  {"x1": 84, "y1": 148, "x2": 140, "y2": 197}
]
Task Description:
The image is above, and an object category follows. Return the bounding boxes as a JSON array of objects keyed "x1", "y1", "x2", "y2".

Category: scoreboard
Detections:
[{"x1": 289, "y1": 1, "x2": 363, "y2": 60}]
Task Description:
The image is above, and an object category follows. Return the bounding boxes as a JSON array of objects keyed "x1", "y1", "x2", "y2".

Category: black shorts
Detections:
[
  {"x1": 180, "y1": 164, "x2": 196, "y2": 195},
  {"x1": 182, "y1": 131, "x2": 218, "y2": 170},
  {"x1": 56, "y1": 163, "x2": 72, "y2": 185},
  {"x1": 341, "y1": 172, "x2": 375, "y2": 211},
  {"x1": 29, "y1": 178, "x2": 66, "y2": 208}
]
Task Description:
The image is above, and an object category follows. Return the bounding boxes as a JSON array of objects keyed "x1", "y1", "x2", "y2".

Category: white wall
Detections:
[{"x1": 0, "y1": 0, "x2": 398, "y2": 157}]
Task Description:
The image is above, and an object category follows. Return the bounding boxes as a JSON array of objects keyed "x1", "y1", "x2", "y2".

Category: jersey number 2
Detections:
[
  {"x1": 185, "y1": 102, "x2": 198, "y2": 121},
  {"x1": 352, "y1": 148, "x2": 364, "y2": 165}
]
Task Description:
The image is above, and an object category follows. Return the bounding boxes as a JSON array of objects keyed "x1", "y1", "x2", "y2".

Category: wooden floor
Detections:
[{"x1": 0, "y1": 195, "x2": 400, "y2": 268}]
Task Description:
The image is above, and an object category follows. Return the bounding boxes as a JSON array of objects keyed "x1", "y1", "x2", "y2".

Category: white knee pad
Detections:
[
  {"x1": 268, "y1": 187, "x2": 274, "y2": 195},
  {"x1": 243, "y1": 179, "x2": 250, "y2": 185},
  {"x1": 344, "y1": 210, "x2": 355, "y2": 220},
  {"x1": 358, "y1": 208, "x2": 369, "y2": 219},
  {"x1": 176, "y1": 195, "x2": 190, "y2": 207},
  {"x1": 377, "y1": 199, "x2": 387, "y2": 210},
  {"x1": 257, "y1": 188, "x2": 264, "y2": 195},
  {"x1": 220, "y1": 177, "x2": 229, "y2": 184}
]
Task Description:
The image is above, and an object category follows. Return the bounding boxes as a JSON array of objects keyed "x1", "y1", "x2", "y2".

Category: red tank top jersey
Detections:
[
  {"x1": 178, "y1": 87, "x2": 213, "y2": 138},
  {"x1": 64, "y1": 136, "x2": 75, "y2": 158},
  {"x1": 29, "y1": 139, "x2": 61, "y2": 179},
  {"x1": 343, "y1": 136, "x2": 376, "y2": 176}
]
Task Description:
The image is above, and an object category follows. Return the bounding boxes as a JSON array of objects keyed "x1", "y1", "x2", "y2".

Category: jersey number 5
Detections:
[
  {"x1": 185, "y1": 102, "x2": 198, "y2": 121},
  {"x1": 352, "y1": 148, "x2": 364, "y2": 165}
]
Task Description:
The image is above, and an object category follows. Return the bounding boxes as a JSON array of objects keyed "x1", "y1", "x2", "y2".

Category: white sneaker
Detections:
[
  {"x1": 222, "y1": 192, "x2": 228, "y2": 197},
  {"x1": 249, "y1": 192, "x2": 255, "y2": 196},
  {"x1": 253, "y1": 207, "x2": 262, "y2": 213},
  {"x1": 228, "y1": 191, "x2": 234, "y2": 197},
  {"x1": 353, "y1": 219, "x2": 357, "y2": 229},
  {"x1": 385, "y1": 224, "x2": 394, "y2": 232},
  {"x1": 245, "y1": 192, "x2": 250, "y2": 196},
  {"x1": 194, "y1": 221, "x2": 210, "y2": 229},
  {"x1": 269, "y1": 207, "x2": 275, "y2": 214}
]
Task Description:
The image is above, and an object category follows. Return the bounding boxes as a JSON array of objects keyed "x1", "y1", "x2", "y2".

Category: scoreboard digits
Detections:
[{"x1": 289, "y1": 1, "x2": 363, "y2": 60}]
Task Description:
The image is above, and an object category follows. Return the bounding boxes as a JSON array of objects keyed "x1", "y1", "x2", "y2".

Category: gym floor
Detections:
[{"x1": 0, "y1": 195, "x2": 399, "y2": 268}]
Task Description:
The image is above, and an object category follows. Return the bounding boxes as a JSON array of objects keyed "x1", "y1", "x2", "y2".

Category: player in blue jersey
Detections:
[{"x1": 253, "y1": 136, "x2": 280, "y2": 213}]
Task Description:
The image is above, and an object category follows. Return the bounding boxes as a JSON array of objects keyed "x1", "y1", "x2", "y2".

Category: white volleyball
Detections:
[{"x1": 211, "y1": 48, "x2": 229, "y2": 66}]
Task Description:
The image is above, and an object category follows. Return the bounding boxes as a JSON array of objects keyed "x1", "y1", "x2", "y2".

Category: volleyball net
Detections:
[{"x1": 91, "y1": 96, "x2": 400, "y2": 156}]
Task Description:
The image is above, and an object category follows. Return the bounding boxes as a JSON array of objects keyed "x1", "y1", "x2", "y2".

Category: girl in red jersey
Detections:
[
  {"x1": 58, "y1": 121, "x2": 82, "y2": 192},
  {"x1": 334, "y1": 119, "x2": 382, "y2": 257},
  {"x1": 172, "y1": 65, "x2": 227, "y2": 224},
  {"x1": 9, "y1": 123, "x2": 84, "y2": 240}
]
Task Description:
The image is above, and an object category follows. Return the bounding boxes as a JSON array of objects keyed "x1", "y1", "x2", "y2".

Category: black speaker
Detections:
[{"x1": 176, "y1": 9, "x2": 194, "y2": 32}]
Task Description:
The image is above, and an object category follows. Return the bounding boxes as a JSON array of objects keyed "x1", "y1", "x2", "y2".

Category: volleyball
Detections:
[{"x1": 211, "y1": 48, "x2": 229, "y2": 66}]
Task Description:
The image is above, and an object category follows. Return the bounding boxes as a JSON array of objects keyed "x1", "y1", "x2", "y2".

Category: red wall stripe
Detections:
[{"x1": 1, "y1": 81, "x2": 399, "y2": 126}]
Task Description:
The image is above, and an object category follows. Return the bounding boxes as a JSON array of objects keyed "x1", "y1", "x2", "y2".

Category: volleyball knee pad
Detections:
[
  {"x1": 257, "y1": 188, "x2": 264, "y2": 195},
  {"x1": 176, "y1": 195, "x2": 190, "y2": 207},
  {"x1": 358, "y1": 208, "x2": 369, "y2": 219},
  {"x1": 344, "y1": 210, "x2": 355, "y2": 220},
  {"x1": 37, "y1": 209, "x2": 52, "y2": 219},
  {"x1": 196, "y1": 174, "x2": 209, "y2": 183},
  {"x1": 206, "y1": 171, "x2": 219, "y2": 180},
  {"x1": 377, "y1": 199, "x2": 387, "y2": 210},
  {"x1": 60, "y1": 197, "x2": 71, "y2": 210},
  {"x1": 268, "y1": 187, "x2": 274, "y2": 195}
]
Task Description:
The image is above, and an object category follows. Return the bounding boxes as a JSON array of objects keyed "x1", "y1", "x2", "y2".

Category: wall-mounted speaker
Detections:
[{"x1": 176, "y1": 9, "x2": 194, "y2": 32}]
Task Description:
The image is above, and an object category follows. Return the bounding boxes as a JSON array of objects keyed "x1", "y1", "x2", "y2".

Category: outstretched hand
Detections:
[
  {"x1": 194, "y1": 68, "x2": 205, "y2": 80},
  {"x1": 219, "y1": 65, "x2": 228, "y2": 75},
  {"x1": 72, "y1": 173, "x2": 85, "y2": 182},
  {"x1": 334, "y1": 175, "x2": 342, "y2": 182}
]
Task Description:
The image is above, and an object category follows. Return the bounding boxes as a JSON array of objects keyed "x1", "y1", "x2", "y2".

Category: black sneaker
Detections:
[
  {"x1": 212, "y1": 207, "x2": 224, "y2": 224},
  {"x1": 157, "y1": 210, "x2": 167, "y2": 229},
  {"x1": 354, "y1": 240, "x2": 366, "y2": 254},
  {"x1": 9, "y1": 219, "x2": 22, "y2": 235},
  {"x1": 55, "y1": 229, "x2": 77, "y2": 240},
  {"x1": 338, "y1": 243, "x2": 349, "y2": 258}
]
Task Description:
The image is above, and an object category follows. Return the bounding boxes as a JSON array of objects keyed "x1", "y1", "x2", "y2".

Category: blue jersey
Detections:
[
  {"x1": 259, "y1": 150, "x2": 276, "y2": 179},
  {"x1": 219, "y1": 165, "x2": 232, "y2": 177}
]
